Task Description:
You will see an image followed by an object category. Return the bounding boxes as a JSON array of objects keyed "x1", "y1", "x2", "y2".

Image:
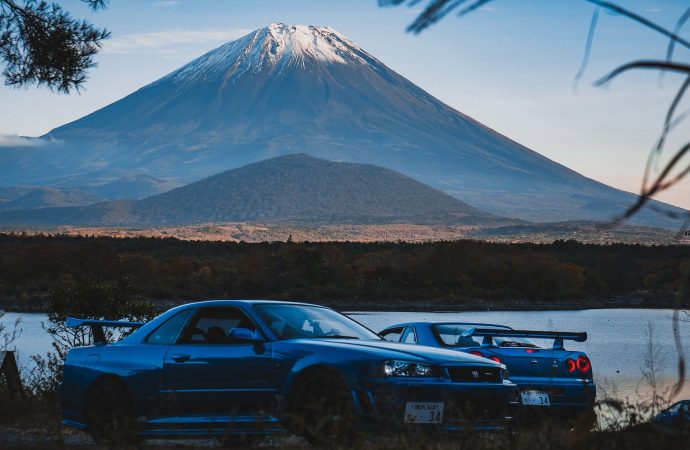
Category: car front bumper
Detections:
[{"x1": 356, "y1": 378, "x2": 519, "y2": 432}]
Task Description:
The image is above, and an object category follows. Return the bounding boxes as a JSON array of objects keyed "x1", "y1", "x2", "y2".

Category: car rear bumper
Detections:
[{"x1": 511, "y1": 377, "x2": 596, "y2": 420}]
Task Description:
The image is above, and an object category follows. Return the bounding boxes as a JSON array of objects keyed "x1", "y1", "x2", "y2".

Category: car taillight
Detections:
[
  {"x1": 576, "y1": 355, "x2": 591, "y2": 372},
  {"x1": 525, "y1": 348, "x2": 537, "y2": 353},
  {"x1": 564, "y1": 358, "x2": 576, "y2": 372},
  {"x1": 468, "y1": 350, "x2": 501, "y2": 363}
]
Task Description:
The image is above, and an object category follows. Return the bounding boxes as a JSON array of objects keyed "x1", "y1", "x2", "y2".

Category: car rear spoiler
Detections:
[
  {"x1": 66, "y1": 317, "x2": 145, "y2": 345},
  {"x1": 461, "y1": 328, "x2": 587, "y2": 350}
]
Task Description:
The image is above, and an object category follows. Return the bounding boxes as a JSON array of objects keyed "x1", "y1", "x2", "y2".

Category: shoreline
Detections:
[{"x1": 2, "y1": 294, "x2": 686, "y2": 314}]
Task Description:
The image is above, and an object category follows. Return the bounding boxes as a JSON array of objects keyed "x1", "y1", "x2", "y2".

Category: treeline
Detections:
[{"x1": 0, "y1": 233, "x2": 688, "y2": 310}]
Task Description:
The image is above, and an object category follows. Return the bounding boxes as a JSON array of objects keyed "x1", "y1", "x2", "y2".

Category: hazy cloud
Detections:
[
  {"x1": 103, "y1": 28, "x2": 251, "y2": 54},
  {"x1": 0, "y1": 134, "x2": 46, "y2": 147},
  {"x1": 644, "y1": 8, "x2": 661, "y2": 13}
]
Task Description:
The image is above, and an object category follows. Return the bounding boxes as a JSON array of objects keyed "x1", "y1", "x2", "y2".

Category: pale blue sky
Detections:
[{"x1": 2, "y1": 0, "x2": 689, "y2": 208}]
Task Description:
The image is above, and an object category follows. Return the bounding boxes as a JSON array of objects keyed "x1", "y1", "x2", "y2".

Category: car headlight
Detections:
[{"x1": 383, "y1": 360, "x2": 439, "y2": 377}]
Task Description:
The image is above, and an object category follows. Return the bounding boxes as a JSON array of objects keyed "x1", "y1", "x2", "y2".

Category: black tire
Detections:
[
  {"x1": 86, "y1": 379, "x2": 139, "y2": 445},
  {"x1": 292, "y1": 372, "x2": 358, "y2": 446}
]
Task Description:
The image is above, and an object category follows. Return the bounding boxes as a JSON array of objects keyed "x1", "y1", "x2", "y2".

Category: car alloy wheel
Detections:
[
  {"x1": 86, "y1": 379, "x2": 139, "y2": 444},
  {"x1": 295, "y1": 372, "x2": 358, "y2": 445}
]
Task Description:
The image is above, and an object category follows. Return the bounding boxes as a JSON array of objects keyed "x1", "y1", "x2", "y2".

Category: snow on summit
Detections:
[
  {"x1": 167, "y1": 23, "x2": 375, "y2": 84},
  {"x1": 264, "y1": 23, "x2": 360, "y2": 64}
]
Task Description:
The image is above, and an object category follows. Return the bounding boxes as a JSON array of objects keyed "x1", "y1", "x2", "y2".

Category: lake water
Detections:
[{"x1": 3, "y1": 308, "x2": 689, "y2": 404}]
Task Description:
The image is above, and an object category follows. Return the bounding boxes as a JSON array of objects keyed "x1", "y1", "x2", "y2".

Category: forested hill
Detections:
[{"x1": 0, "y1": 155, "x2": 503, "y2": 227}]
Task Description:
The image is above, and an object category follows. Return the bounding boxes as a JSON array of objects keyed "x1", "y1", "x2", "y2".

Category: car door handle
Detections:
[{"x1": 171, "y1": 354, "x2": 190, "y2": 363}]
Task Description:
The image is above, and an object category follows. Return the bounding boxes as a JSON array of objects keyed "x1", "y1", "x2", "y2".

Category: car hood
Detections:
[{"x1": 284, "y1": 338, "x2": 501, "y2": 366}]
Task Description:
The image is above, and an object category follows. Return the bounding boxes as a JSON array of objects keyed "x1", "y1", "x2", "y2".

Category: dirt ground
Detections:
[{"x1": 0, "y1": 426, "x2": 312, "y2": 449}]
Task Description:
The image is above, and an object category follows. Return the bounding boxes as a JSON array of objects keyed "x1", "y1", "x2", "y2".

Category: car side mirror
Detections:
[{"x1": 229, "y1": 327, "x2": 263, "y2": 343}]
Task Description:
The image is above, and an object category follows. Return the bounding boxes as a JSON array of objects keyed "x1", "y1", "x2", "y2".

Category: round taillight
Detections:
[
  {"x1": 469, "y1": 351, "x2": 483, "y2": 357},
  {"x1": 576, "y1": 355, "x2": 591, "y2": 372},
  {"x1": 564, "y1": 358, "x2": 576, "y2": 372},
  {"x1": 489, "y1": 355, "x2": 502, "y2": 363}
]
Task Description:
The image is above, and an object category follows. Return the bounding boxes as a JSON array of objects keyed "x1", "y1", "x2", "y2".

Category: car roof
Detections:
[
  {"x1": 382, "y1": 321, "x2": 513, "y2": 330},
  {"x1": 176, "y1": 299, "x2": 326, "y2": 309}
]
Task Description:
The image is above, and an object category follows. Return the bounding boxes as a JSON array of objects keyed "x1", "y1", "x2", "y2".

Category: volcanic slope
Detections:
[{"x1": 0, "y1": 23, "x2": 684, "y2": 227}]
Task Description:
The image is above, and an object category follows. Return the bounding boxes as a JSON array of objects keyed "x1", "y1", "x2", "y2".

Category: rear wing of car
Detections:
[
  {"x1": 65, "y1": 317, "x2": 145, "y2": 345},
  {"x1": 461, "y1": 328, "x2": 587, "y2": 350}
]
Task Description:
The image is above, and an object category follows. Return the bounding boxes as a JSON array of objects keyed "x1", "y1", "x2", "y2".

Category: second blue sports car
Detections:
[
  {"x1": 60, "y1": 301, "x2": 519, "y2": 445},
  {"x1": 379, "y1": 321, "x2": 596, "y2": 421},
  {"x1": 654, "y1": 400, "x2": 690, "y2": 428}
]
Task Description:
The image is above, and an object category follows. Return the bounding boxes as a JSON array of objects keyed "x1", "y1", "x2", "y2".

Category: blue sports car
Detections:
[
  {"x1": 60, "y1": 301, "x2": 518, "y2": 444},
  {"x1": 654, "y1": 400, "x2": 690, "y2": 428},
  {"x1": 379, "y1": 322, "x2": 596, "y2": 421}
]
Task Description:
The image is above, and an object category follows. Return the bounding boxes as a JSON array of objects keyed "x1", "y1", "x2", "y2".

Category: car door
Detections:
[{"x1": 162, "y1": 306, "x2": 277, "y2": 418}]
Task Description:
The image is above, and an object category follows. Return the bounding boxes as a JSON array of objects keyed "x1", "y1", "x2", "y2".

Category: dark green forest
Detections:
[{"x1": 0, "y1": 233, "x2": 688, "y2": 311}]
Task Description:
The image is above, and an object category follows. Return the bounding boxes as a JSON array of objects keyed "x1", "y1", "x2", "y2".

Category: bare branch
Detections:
[
  {"x1": 671, "y1": 308, "x2": 687, "y2": 399},
  {"x1": 643, "y1": 75, "x2": 690, "y2": 193},
  {"x1": 662, "y1": 6, "x2": 690, "y2": 84},
  {"x1": 379, "y1": 0, "x2": 497, "y2": 34},
  {"x1": 616, "y1": 141, "x2": 690, "y2": 221},
  {"x1": 456, "y1": 0, "x2": 495, "y2": 18},
  {"x1": 584, "y1": 0, "x2": 690, "y2": 51},
  {"x1": 409, "y1": 0, "x2": 468, "y2": 34},
  {"x1": 595, "y1": 60, "x2": 690, "y2": 86},
  {"x1": 573, "y1": 7, "x2": 600, "y2": 92}
]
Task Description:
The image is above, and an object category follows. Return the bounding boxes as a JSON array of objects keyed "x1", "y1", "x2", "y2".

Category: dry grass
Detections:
[
  {"x1": 0, "y1": 383, "x2": 688, "y2": 449},
  {"x1": 1, "y1": 221, "x2": 681, "y2": 244}
]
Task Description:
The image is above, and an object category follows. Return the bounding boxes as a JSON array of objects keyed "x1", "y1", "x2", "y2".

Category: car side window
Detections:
[
  {"x1": 145, "y1": 309, "x2": 194, "y2": 345},
  {"x1": 179, "y1": 306, "x2": 257, "y2": 345},
  {"x1": 401, "y1": 327, "x2": 418, "y2": 344},
  {"x1": 380, "y1": 327, "x2": 404, "y2": 342}
]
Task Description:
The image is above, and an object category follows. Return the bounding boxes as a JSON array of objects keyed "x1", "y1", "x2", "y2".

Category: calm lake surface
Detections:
[{"x1": 3, "y1": 308, "x2": 689, "y2": 402}]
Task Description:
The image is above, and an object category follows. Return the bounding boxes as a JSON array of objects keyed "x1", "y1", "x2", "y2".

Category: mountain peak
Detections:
[
  {"x1": 264, "y1": 22, "x2": 355, "y2": 63},
  {"x1": 166, "y1": 23, "x2": 374, "y2": 85}
]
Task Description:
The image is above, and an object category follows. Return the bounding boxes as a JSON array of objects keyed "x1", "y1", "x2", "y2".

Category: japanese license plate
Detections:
[
  {"x1": 520, "y1": 390, "x2": 551, "y2": 406},
  {"x1": 404, "y1": 402, "x2": 444, "y2": 423}
]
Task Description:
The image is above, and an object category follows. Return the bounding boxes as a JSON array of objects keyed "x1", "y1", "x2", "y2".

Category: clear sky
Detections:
[{"x1": 1, "y1": 0, "x2": 689, "y2": 208}]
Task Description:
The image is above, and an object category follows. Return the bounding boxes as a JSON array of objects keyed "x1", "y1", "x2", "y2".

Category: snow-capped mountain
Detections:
[
  {"x1": 0, "y1": 22, "x2": 684, "y2": 227},
  {"x1": 168, "y1": 23, "x2": 376, "y2": 85}
]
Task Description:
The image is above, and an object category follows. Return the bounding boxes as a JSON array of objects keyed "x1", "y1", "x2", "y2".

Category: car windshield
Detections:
[
  {"x1": 432, "y1": 324, "x2": 538, "y2": 348},
  {"x1": 254, "y1": 304, "x2": 381, "y2": 341},
  {"x1": 666, "y1": 402, "x2": 683, "y2": 415}
]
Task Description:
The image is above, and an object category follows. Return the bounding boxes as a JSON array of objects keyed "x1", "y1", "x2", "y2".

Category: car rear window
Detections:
[
  {"x1": 146, "y1": 309, "x2": 194, "y2": 345},
  {"x1": 431, "y1": 324, "x2": 536, "y2": 348}
]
